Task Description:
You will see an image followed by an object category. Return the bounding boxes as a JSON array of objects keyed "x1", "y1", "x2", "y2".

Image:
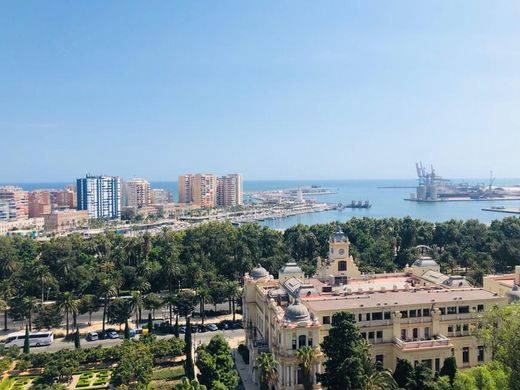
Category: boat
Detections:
[{"x1": 345, "y1": 200, "x2": 372, "y2": 209}]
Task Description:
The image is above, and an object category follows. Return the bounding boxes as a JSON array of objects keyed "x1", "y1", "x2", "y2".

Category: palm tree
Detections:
[
  {"x1": 98, "y1": 278, "x2": 118, "y2": 333},
  {"x1": 255, "y1": 352, "x2": 279, "y2": 390},
  {"x1": 225, "y1": 281, "x2": 241, "y2": 322},
  {"x1": 128, "y1": 291, "x2": 144, "y2": 329},
  {"x1": 22, "y1": 296, "x2": 39, "y2": 330},
  {"x1": 164, "y1": 292, "x2": 177, "y2": 327},
  {"x1": 196, "y1": 286, "x2": 210, "y2": 325},
  {"x1": 297, "y1": 346, "x2": 315, "y2": 390},
  {"x1": 57, "y1": 292, "x2": 79, "y2": 335},
  {"x1": 33, "y1": 263, "x2": 55, "y2": 303},
  {"x1": 0, "y1": 281, "x2": 14, "y2": 331},
  {"x1": 363, "y1": 360, "x2": 398, "y2": 390}
]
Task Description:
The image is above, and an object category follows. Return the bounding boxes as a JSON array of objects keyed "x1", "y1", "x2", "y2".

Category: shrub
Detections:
[{"x1": 237, "y1": 344, "x2": 249, "y2": 364}]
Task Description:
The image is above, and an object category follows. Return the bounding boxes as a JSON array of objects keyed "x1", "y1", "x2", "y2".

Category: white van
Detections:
[{"x1": 4, "y1": 331, "x2": 54, "y2": 348}]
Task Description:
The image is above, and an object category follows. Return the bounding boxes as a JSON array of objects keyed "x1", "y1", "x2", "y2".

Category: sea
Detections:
[{"x1": 4, "y1": 179, "x2": 520, "y2": 228}]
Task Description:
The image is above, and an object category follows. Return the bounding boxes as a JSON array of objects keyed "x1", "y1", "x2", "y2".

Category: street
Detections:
[{"x1": 29, "y1": 328, "x2": 246, "y2": 353}]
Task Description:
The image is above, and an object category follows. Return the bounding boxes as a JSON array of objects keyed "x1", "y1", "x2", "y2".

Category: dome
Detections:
[
  {"x1": 413, "y1": 257, "x2": 439, "y2": 268},
  {"x1": 331, "y1": 228, "x2": 348, "y2": 243},
  {"x1": 279, "y1": 262, "x2": 303, "y2": 274},
  {"x1": 283, "y1": 299, "x2": 310, "y2": 323},
  {"x1": 250, "y1": 264, "x2": 269, "y2": 280},
  {"x1": 507, "y1": 285, "x2": 520, "y2": 302}
]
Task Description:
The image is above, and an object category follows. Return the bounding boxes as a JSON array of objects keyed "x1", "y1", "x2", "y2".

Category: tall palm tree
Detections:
[
  {"x1": 196, "y1": 286, "x2": 210, "y2": 325},
  {"x1": 98, "y1": 278, "x2": 118, "y2": 333},
  {"x1": 57, "y1": 292, "x2": 79, "y2": 335},
  {"x1": 255, "y1": 352, "x2": 279, "y2": 390},
  {"x1": 225, "y1": 281, "x2": 241, "y2": 322},
  {"x1": 33, "y1": 263, "x2": 55, "y2": 303},
  {"x1": 128, "y1": 291, "x2": 144, "y2": 329},
  {"x1": 0, "y1": 281, "x2": 14, "y2": 331},
  {"x1": 22, "y1": 296, "x2": 40, "y2": 330},
  {"x1": 297, "y1": 346, "x2": 315, "y2": 390},
  {"x1": 164, "y1": 292, "x2": 177, "y2": 327}
]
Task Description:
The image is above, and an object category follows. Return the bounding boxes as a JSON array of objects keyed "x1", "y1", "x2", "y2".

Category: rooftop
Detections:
[{"x1": 303, "y1": 288, "x2": 502, "y2": 312}]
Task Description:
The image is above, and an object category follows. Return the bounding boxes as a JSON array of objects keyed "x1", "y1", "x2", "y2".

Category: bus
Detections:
[{"x1": 4, "y1": 331, "x2": 54, "y2": 348}]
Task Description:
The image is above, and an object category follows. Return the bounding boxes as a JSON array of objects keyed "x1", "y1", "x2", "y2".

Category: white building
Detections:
[{"x1": 77, "y1": 175, "x2": 122, "y2": 219}]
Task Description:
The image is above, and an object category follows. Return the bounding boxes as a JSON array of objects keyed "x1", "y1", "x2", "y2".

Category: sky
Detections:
[{"x1": 1, "y1": 1, "x2": 520, "y2": 182}]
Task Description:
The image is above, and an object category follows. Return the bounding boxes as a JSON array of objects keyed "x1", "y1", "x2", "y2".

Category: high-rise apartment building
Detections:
[
  {"x1": 178, "y1": 174, "x2": 217, "y2": 208},
  {"x1": 0, "y1": 186, "x2": 28, "y2": 220},
  {"x1": 28, "y1": 190, "x2": 52, "y2": 218},
  {"x1": 124, "y1": 177, "x2": 151, "y2": 208},
  {"x1": 178, "y1": 174, "x2": 193, "y2": 204},
  {"x1": 55, "y1": 185, "x2": 77, "y2": 209},
  {"x1": 150, "y1": 188, "x2": 172, "y2": 204},
  {"x1": 77, "y1": 175, "x2": 122, "y2": 219},
  {"x1": 217, "y1": 174, "x2": 243, "y2": 207}
]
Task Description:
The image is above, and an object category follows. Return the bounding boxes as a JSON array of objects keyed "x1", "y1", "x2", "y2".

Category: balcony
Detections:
[{"x1": 394, "y1": 334, "x2": 452, "y2": 350}]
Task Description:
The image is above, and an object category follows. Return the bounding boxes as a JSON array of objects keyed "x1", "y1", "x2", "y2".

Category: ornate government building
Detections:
[{"x1": 243, "y1": 229, "x2": 513, "y2": 389}]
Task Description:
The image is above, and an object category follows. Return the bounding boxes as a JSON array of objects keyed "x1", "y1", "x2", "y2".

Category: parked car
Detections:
[
  {"x1": 197, "y1": 325, "x2": 207, "y2": 333},
  {"x1": 107, "y1": 331, "x2": 119, "y2": 339},
  {"x1": 179, "y1": 326, "x2": 186, "y2": 334},
  {"x1": 86, "y1": 332, "x2": 99, "y2": 341},
  {"x1": 206, "y1": 323, "x2": 218, "y2": 331}
]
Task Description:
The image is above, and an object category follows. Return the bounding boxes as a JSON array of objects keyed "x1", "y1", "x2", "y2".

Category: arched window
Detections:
[
  {"x1": 338, "y1": 261, "x2": 347, "y2": 271},
  {"x1": 298, "y1": 335, "x2": 307, "y2": 348}
]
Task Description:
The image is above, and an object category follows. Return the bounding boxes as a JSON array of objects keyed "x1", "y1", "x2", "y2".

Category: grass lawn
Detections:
[
  {"x1": 151, "y1": 366, "x2": 184, "y2": 381},
  {"x1": 73, "y1": 370, "x2": 112, "y2": 389},
  {"x1": 0, "y1": 376, "x2": 39, "y2": 390}
]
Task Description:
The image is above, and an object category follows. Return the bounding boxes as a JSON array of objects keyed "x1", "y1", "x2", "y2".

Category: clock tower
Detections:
[{"x1": 316, "y1": 227, "x2": 361, "y2": 283}]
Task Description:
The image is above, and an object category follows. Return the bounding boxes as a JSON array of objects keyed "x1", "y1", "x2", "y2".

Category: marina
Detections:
[{"x1": 482, "y1": 207, "x2": 520, "y2": 215}]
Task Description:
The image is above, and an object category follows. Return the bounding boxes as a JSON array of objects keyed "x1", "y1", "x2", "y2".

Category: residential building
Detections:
[
  {"x1": 217, "y1": 174, "x2": 243, "y2": 207},
  {"x1": 28, "y1": 190, "x2": 52, "y2": 218},
  {"x1": 151, "y1": 188, "x2": 172, "y2": 204},
  {"x1": 43, "y1": 210, "x2": 89, "y2": 232},
  {"x1": 0, "y1": 217, "x2": 45, "y2": 236},
  {"x1": 77, "y1": 175, "x2": 122, "y2": 219},
  {"x1": 178, "y1": 174, "x2": 217, "y2": 208},
  {"x1": 243, "y1": 230, "x2": 506, "y2": 389},
  {"x1": 55, "y1": 186, "x2": 77, "y2": 209},
  {"x1": 0, "y1": 186, "x2": 28, "y2": 220},
  {"x1": 124, "y1": 177, "x2": 151, "y2": 208}
]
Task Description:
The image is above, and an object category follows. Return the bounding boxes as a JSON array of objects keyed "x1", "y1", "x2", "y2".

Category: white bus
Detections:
[{"x1": 4, "y1": 331, "x2": 54, "y2": 348}]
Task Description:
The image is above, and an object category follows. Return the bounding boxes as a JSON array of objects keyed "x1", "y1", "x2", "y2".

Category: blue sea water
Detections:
[{"x1": 4, "y1": 179, "x2": 520, "y2": 227}]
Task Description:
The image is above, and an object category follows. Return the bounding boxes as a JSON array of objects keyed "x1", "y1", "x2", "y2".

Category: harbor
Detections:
[{"x1": 482, "y1": 207, "x2": 520, "y2": 215}]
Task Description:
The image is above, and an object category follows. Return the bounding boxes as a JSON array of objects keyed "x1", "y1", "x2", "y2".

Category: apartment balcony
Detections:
[{"x1": 393, "y1": 334, "x2": 453, "y2": 350}]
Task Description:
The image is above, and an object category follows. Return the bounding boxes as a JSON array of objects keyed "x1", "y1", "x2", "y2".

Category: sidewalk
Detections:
[{"x1": 233, "y1": 348, "x2": 258, "y2": 390}]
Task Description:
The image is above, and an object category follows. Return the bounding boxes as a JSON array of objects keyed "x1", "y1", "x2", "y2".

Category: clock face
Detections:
[{"x1": 339, "y1": 249, "x2": 345, "y2": 255}]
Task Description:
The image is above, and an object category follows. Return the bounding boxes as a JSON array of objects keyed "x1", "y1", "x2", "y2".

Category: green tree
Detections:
[
  {"x1": 143, "y1": 292, "x2": 163, "y2": 319},
  {"x1": 23, "y1": 325, "x2": 30, "y2": 354},
  {"x1": 112, "y1": 342, "x2": 153, "y2": 389},
  {"x1": 74, "y1": 327, "x2": 81, "y2": 349},
  {"x1": 107, "y1": 298, "x2": 132, "y2": 329},
  {"x1": 22, "y1": 295, "x2": 39, "y2": 330},
  {"x1": 393, "y1": 359, "x2": 414, "y2": 389},
  {"x1": 318, "y1": 312, "x2": 368, "y2": 390},
  {"x1": 255, "y1": 352, "x2": 278, "y2": 390},
  {"x1": 174, "y1": 377, "x2": 207, "y2": 390},
  {"x1": 196, "y1": 335, "x2": 238, "y2": 389},
  {"x1": 184, "y1": 316, "x2": 195, "y2": 380},
  {"x1": 439, "y1": 356, "x2": 457, "y2": 386},
  {"x1": 364, "y1": 361, "x2": 398, "y2": 390},
  {"x1": 57, "y1": 292, "x2": 79, "y2": 335},
  {"x1": 78, "y1": 294, "x2": 99, "y2": 326},
  {"x1": 297, "y1": 346, "x2": 316, "y2": 390},
  {"x1": 98, "y1": 278, "x2": 118, "y2": 334},
  {"x1": 34, "y1": 303, "x2": 63, "y2": 329},
  {"x1": 128, "y1": 291, "x2": 144, "y2": 329},
  {"x1": 406, "y1": 364, "x2": 436, "y2": 390}
]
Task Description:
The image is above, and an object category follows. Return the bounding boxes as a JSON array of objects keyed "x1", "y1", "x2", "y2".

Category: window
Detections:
[
  {"x1": 299, "y1": 335, "x2": 307, "y2": 348},
  {"x1": 400, "y1": 310, "x2": 408, "y2": 318},
  {"x1": 376, "y1": 355, "x2": 384, "y2": 363},
  {"x1": 297, "y1": 369, "x2": 302, "y2": 385},
  {"x1": 366, "y1": 313, "x2": 371, "y2": 321},
  {"x1": 384, "y1": 311, "x2": 391, "y2": 320},
  {"x1": 359, "y1": 314, "x2": 363, "y2": 322},
  {"x1": 421, "y1": 359, "x2": 432, "y2": 370},
  {"x1": 424, "y1": 327, "x2": 430, "y2": 339},
  {"x1": 448, "y1": 325, "x2": 454, "y2": 333},
  {"x1": 409, "y1": 309, "x2": 417, "y2": 318},
  {"x1": 413, "y1": 328, "x2": 418, "y2": 339},
  {"x1": 456, "y1": 325, "x2": 461, "y2": 332},
  {"x1": 477, "y1": 304, "x2": 485, "y2": 312},
  {"x1": 372, "y1": 312, "x2": 383, "y2": 321},
  {"x1": 440, "y1": 308, "x2": 446, "y2": 315},
  {"x1": 308, "y1": 338, "x2": 313, "y2": 347},
  {"x1": 463, "y1": 324, "x2": 469, "y2": 332},
  {"x1": 459, "y1": 306, "x2": 470, "y2": 314},
  {"x1": 423, "y1": 308, "x2": 430, "y2": 317},
  {"x1": 338, "y1": 261, "x2": 347, "y2": 271},
  {"x1": 435, "y1": 358, "x2": 440, "y2": 372},
  {"x1": 323, "y1": 316, "x2": 331, "y2": 325},
  {"x1": 292, "y1": 339, "x2": 297, "y2": 350},
  {"x1": 447, "y1": 307, "x2": 457, "y2": 314},
  {"x1": 368, "y1": 331, "x2": 375, "y2": 340},
  {"x1": 376, "y1": 331, "x2": 383, "y2": 340},
  {"x1": 463, "y1": 347, "x2": 470, "y2": 364},
  {"x1": 401, "y1": 329, "x2": 407, "y2": 340},
  {"x1": 361, "y1": 332, "x2": 367, "y2": 340},
  {"x1": 478, "y1": 346, "x2": 484, "y2": 362}
]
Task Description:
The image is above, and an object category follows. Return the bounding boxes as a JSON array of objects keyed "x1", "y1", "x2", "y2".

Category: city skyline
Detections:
[{"x1": 1, "y1": 2, "x2": 520, "y2": 182}]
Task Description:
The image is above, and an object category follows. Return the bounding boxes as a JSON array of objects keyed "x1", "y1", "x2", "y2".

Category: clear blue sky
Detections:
[{"x1": 1, "y1": 1, "x2": 520, "y2": 182}]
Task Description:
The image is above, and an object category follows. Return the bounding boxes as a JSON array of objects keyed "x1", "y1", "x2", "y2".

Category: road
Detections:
[{"x1": 30, "y1": 328, "x2": 245, "y2": 353}]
